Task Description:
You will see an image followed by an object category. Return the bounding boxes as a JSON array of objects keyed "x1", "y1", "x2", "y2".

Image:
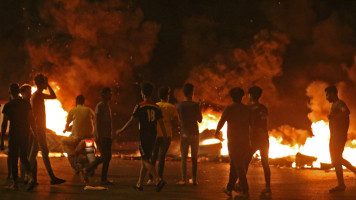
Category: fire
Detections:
[
  {"x1": 32, "y1": 83, "x2": 69, "y2": 136},
  {"x1": 200, "y1": 110, "x2": 356, "y2": 167}
]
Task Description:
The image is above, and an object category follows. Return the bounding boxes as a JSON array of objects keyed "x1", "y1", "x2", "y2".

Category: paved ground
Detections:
[{"x1": 0, "y1": 157, "x2": 356, "y2": 200}]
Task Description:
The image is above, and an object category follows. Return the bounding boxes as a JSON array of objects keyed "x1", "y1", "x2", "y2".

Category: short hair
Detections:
[
  {"x1": 248, "y1": 86, "x2": 263, "y2": 100},
  {"x1": 34, "y1": 74, "x2": 46, "y2": 87},
  {"x1": 101, "y1": 87, "x2": 111, "y2": 97},
  {"x1": 158, "y1": 87, "x2": 170, "y2": 100},
  {"x1": 325, "y1": 85, "x2": 338, "y2": 95},
  {"x1": 140, "y1": 81, "x2": 154, "y2": 97},
  {"x1": 76, "y1": 95, "x2": 85, "y2": 105},
  {"x1": 20, "y1": 84, "x2": 32, "y2": 94},
  {"x1": 229, "y1": 87, "x2": 244, "y2": 103},
  {"x1": 183, "y1": 83, "x2": 194, "y2": 97},
  {"x1": 9, "y1": 83, "x2": 20, "y2": 96}
]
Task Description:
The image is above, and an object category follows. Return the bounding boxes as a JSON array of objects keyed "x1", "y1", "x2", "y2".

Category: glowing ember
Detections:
[
  {"x1": 32, "y1": 83, "x2": 69, "y2": 136},
  {"x1": 200, "y1": 110, "x2": 356, "y2": 167}
]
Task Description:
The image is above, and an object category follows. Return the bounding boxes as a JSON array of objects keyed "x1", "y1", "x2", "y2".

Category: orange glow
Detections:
[
  {"x1": 32, "y1": 83, "x2": 69, "y2": 136},
  {"x1": 200, "y1": 110, "x2": 356, "y2": 167},
  {"x1": 85, "y1": 140, "x2": 94, "y2": 148}
]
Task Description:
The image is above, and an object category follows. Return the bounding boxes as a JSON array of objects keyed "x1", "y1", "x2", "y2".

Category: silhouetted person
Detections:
[
  {"x1": 1, "y1": 83, "x2": 36, "y2": 191},
  {"x1": 215, "y1": 87, "x2": 250, "y2": 198},
  {"x1": 245, "y1": 86, "x2": 271, "y2": 196},
  {"x1": 177, "y1": 83, "x2": 202, "y2": 185},
  {"x1": 92, "y1": 87, "x2": 114, "y2": 185},
  {"x1": 19, "y1": 84, "x2": 34, "y2": 183},
  {"x1": 147, "y1": 87, "x2": 178, "y2": 184},
  {"x1": 29, "y1": 74, "x2": 65, "y2": 185},
  {"x1": 62, "y1": 95, "x2": 95, "y2": 173},
  {"x1": 116, "y1": 82, "x2": 167, "y2": 192},
  {"x1": 325, "y1": 85, "x2": 356, "y2": 192}
]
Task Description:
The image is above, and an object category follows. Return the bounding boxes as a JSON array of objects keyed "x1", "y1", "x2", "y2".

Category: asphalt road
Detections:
[{"x1": 0, "y1": 157, "x2": 356, "y2": 200}]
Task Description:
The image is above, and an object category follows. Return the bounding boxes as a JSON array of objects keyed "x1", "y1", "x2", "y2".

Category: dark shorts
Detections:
[{"x1": 139, "y1": 135, "x2": 156, "y2": 160}]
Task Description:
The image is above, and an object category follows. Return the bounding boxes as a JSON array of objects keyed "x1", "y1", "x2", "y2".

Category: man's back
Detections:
[
  {"x1": 249, "y1": 103, "x2": 268, "y2": 141},
  {"x1": 156, "y1": 102, "x2": 177, "y2": 137},
  {"x1": 221, "y1": 103, "x2": 250, "y2": 146},
  {"x1": 68, "y1": 105, "x2": 95, "y2": 139},
  {"x1": 177, "y1": 101, "x2": 201, "y2": 135},
  {"x1": 2, "y1": 98, "x2": 31, "y2": 138},
  {"x1": 95, "y1": 101, "x2": 112, "y2": 139},
  {"x1": 133, "y1": 100, "x2": 162, "y2": 139},
  {"x1": 31, "y1": 91, "x2": 46, "y2": 129}
]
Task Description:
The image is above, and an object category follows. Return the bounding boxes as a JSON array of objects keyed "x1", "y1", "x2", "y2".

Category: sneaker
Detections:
[
  {"x1": 234, "y1": 192, "x2": 249, "y2": 199},
  {"x1": 101, "y1": 180, "x2": 115, "y2": 186},
  {"x1": 146, "y1": 179, "x2": 155, "y2": 185},
  {"x1": 222, "y1": 188, "x2": 232, "y2": 197},
  {"x1": 176, "y1": 180, "x2": 187, "y2": 185},
  {"x1": 133, "y1": 185, "x2": 143, "y2": 191},
  {"x1": 50, "y1": 177, "x2": 66, "y2": 185},
  {"x1": 261, "y1": 187, "x2": 272, "y2": 196},
  {"x1": 156, "y1": 180, "x2": 167, "y2": 192},
  {"x1": 329, "y1": 185, "x2": 346, "y2": 193}
]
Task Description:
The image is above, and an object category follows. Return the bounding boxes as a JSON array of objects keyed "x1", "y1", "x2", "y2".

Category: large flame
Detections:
[
  {"x1": 200, "y1": 109, "x2": 356, "y2": 167},
  {"x1": 32, "y1": 83, "x2": 69, "y2": 136}
]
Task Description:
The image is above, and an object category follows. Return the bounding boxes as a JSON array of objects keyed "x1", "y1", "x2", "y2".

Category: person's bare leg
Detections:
[
  {"x1": 341, "y1": 158, "x2": 356, "y2": 174},
  {"x1": 142, "y1": 160, "x2": 161, "y2": 183},
  {"x1": 335, "y1": 163, "x2": 345, "y2": 188},
  {"x1": 137, "y1": 161, "x2": 148, "y2": 187}
]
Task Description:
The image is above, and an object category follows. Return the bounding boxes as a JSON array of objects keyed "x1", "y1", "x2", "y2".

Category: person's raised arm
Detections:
[
  {"x1": 1, "y1": 114, "x2": 8, "y2": 150},
  {"x1": 42, "y1": 78, "x2": 57, "y2": 99}
]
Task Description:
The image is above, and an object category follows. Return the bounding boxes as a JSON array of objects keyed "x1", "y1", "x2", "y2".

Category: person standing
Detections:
[
  {"x1": 215, "y1": 87, "x2": 250, "y2": 198},
  {"x1": 1, "y1": 83, "x2": 36, "y2": 191},
  {"x1": 147, "y1": 87, "x2": 179, "y2": 184},
  {"x1": 94, "y1": 87, "x2": 114, "y2": 185},
  {"x1": 62, "y1": 95, "x2": 95, "y2": 173},
  {"x1": 176, "y1": 83, "x2": 202, "y2": 186},
  {"x1": 325, "y1": 85, "x2": 356, "y2": 192},
  {"x1": 19, "y1": 84, "x2": 34, "y2": 183},
  {"x1": 116, "y1": 82, "x2": 167, "y2": 192},
  {"x1": 29, "y1": 74, "x2": 65, "y2": 185},
  {"x1": 245, "y1": 86, "x2": 271, "y2": 196}
]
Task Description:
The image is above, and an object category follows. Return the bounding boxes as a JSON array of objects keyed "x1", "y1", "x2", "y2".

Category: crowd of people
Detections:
[{"x1": 0, "y1": 74, "x2": 355, "y2": 198}]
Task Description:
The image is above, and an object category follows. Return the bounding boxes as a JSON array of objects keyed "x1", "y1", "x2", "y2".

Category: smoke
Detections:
[
  {"x1": 25, "y1": 0, "x2": 160, "y2": 109},
  {"x1": 183, "y1": 25, "x2": 289, "y2": 107},
  {"x1": 269, "y1": 125, "x2": 310, "y2": 147}
]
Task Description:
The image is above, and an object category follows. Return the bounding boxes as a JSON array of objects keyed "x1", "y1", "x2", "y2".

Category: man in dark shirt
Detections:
[
  {"x1": 95, "y1": 87, "x2": 114, "y2": 185},
  {"x1": 29, "y1": 74, "x2": 65, "y2": 185},
  {"x1": 325, "y1": 86, "x2": 356, "y2": 192},
  {"x1": 116, "y1": 82, "x2": 167, "y2": 192},
  {"x1": 1, "y1": 83, "x2": 36, "y2": 190},
  {"x1": 215, "y1": 87, "x2": 250, "y2": 198},
  {"x1": 176, "y1": 83, "x2": 202, "y2": 185},
  {"x1": 245, "y1": 86, "x2": 271, "y2": 195}
]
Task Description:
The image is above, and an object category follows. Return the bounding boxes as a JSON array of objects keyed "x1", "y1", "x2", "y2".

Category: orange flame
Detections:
[{"x1": 200, "y1": 110, "x2": 356, "y2": 167}]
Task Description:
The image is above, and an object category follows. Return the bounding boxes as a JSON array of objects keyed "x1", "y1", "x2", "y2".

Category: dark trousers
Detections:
[
  {"x1": 8, "y1": 137, "x2": 32, "y2": 182},
  {"x1": 148, "y1": 137, "x2": 171, "y2": 180},
  {"x1": 20, "y1": 133, "x2": 34, "y2": 178},
  {"x1": 29, "y1": 129, "x2": 55, "y2": 182},
  {"x1": 86, "y1": 137, "x2": 112, "y2": 181},
  {"x1": 244, "y1": 138, "x2": 271, "y2": 187},
  {"x1": 180, "y1": 134, "x2": 199, "y2": 181},
  {"x1": 227, "y1": 146, "x2": 250, "y2": 193}
]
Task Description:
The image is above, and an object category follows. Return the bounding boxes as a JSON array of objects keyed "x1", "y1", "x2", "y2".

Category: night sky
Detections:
[{"x1": 2, "y1": 0, "x2": 356, "y2": 143}]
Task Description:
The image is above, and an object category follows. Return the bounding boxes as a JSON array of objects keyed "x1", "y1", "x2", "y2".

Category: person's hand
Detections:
[{"x1": 116, "y1": 129, "x2": 123, "y2": 136}]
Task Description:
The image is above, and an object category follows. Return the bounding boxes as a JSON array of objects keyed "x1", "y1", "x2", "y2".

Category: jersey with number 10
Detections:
[{"x1": 132, "y1": 100, "x2": 163, "y2": 139}]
